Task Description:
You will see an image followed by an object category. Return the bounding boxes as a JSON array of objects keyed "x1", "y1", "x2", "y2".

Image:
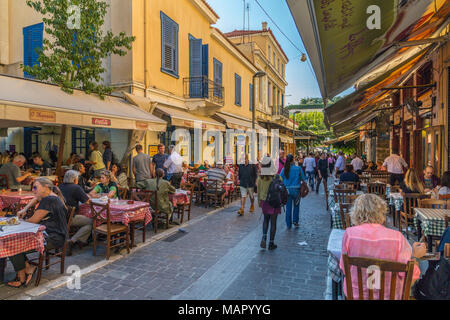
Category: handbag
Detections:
[{"x1": 295, "y1": 167, "x2": 309, "y2": 206}]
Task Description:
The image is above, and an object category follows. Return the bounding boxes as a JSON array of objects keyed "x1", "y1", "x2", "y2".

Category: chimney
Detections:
[{"x1": 262, "y1": 22, "x2": 268, "y2": 31}]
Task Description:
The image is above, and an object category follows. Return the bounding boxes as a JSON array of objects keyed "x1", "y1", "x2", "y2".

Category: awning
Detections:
[
  {"x1": 154, "y1": 105, "x2": 226, "y2": 131},
  {"x1": 279, "y1": 134, "x2": 292, "y2": 144},
  {"x1": 214, "y1": 113, "x2": 264, "y2": 131},
  {"x1": 324, "y1": 132, "x2": 359, "y2": 145},
  {"x1": 286, "y1": 0, "x2": 450, "y2": 99},
  {"x1": 0, "y1": 75, "x2": 167, "y2": 131},
  {"x1": 324, "y1": 45, "x2": 433, "y2": 132}
]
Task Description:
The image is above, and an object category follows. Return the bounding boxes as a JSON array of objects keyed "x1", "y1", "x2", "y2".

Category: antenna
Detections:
[
  {"x1": 242, "y1": 0, "x2": 246, "y2": 44},
  {"x1": 247, "y1": 2, "x2": 250, "y2": 43}
]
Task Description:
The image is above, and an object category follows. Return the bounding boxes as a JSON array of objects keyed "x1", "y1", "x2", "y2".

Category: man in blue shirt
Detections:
[
  {"x1": 334, "y1": 151, "x2": 346, "y2": 176},
  {"x1": 303, "y1": 153, "x2": 316, "y2": 189}
]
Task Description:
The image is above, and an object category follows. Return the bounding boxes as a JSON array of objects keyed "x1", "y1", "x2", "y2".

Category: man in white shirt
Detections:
[
  {"x1": 351, "y1": 154, "x2": 364, "y2": 175},
  {"x1": 334, "y1": 151, "x2": 346, "y2": 176},
  {"x1": 383, "y1": 153, "x2": 408, "y2": 186},
  {"x1": 164, "y1": 145, "x2": 183, "y2": 188},
  {"x1": 303, "y1": 153, "x2": 316, "y2": 189}
]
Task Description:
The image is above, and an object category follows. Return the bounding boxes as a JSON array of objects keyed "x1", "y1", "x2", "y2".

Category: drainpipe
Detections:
[{"x1": 144, "y1": 0, "x2": 149, "y2": 97}]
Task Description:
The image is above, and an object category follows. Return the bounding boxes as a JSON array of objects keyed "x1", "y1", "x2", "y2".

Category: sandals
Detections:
[
  {"x1": 7, "y1": 276, "x2": 27, "y2": 288},
  {"x1": 24, "y1": 267, "x2": 37, "y2": 286}
]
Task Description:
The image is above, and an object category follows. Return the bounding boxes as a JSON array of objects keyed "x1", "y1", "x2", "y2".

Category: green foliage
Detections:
[
  {"x1": 293, "y1": 111, "x2": 335, "y2": 149},
  {"x1": 298, "y1": 96, "x2": 342, "y2": 106},
  {"x1": 23, "y1": 0, "x2": 135, "y2": 98}
]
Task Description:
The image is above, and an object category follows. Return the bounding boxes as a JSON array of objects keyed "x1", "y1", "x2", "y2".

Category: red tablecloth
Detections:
[
  {"x1": 0, "y1": 192, "x2": 35, "y2": 210},
  {"x1": 0, "y1": 225, "x2": 45, "y2": 258},
  {"x1": 169, "y1": 192, "x2": 191, "y2": 207},
  {"x1": 79, "y1": 200, "x2": 152, "y2": 227}
]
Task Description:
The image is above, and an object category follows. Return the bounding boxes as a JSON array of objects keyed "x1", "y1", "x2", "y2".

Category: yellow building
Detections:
[{"x1": 224, "y1": 23, "x2": 292, "y2": 154}]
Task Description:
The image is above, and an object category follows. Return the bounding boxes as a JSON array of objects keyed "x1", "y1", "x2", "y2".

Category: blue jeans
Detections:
[
  {"x1": 286, "y1": 189, "x2": 300, "y2": 228},
  {"x1": 306, "y1": 171, "x2": 315, "y2": 188}
]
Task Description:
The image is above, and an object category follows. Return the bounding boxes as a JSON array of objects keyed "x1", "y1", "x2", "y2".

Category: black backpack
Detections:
[
  {"x1": 266, "y1": 175, "x2": 289, "y2": 209},
  {"x1": 414, "y1": 257, "x2": 450, "y2": 300}
]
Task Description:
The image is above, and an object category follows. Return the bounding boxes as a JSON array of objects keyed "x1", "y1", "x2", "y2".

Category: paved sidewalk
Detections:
[{"x1": 32, "y1": 186, "x2": 331, "y2": 300}]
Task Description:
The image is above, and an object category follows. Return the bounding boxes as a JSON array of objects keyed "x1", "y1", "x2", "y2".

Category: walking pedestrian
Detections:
[
  {"x1": 303, "y1": 152, "x2": 316, "y2": 189},
  {"x1": 237, "y1": 154, "x2": 257, "y2": 216},
  {"x1": 87, "y1": 141, "x2": 105, "y2": 178},
  {"x1": 277, "y1": 150, "x2": 286, "y2": 174},
  {"x1": 133, "y1": 144, "x2": 152, "y2": 189},
  {"x1": 328, "y1": 153, "x2": 335, "y2": 176},
  {"x1": 383, "y1": 152, "x2": 408, "y2": 186},
  {"x1": 102, "y1": 141, "x2": 114, "y2": 171},
  {"x1": 257, "y1": 156, "x2": 281, "y2": 250},
  {"x1": 151, "y1": 144, "x2": 169, "y2": 178},
  {"x1": 316, "y1": 153, "x2": 329, "y2": 194},
  {"x1": 281, "y1": 154, "x2": 306, "y2": 229}
]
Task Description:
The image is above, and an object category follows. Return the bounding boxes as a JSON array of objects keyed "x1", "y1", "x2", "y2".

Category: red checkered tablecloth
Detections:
[
  {"x1": 0, "y1": 225, "x2": 46, "y2": 258},
  {"x1": 0, "y1": 192, "x2": 35, "y2": 211},
  {"x1": 79, "y1": 200, "x2": 152, "y2": 227},
  {"x1": 169, "y1": 192, "x2": 191, "y2": 207}
]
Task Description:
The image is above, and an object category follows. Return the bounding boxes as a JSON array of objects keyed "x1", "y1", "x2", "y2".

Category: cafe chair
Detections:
[
  {"x1": 339, "y1": 203, "x2": 353, "y2": 230},
  {"x1": 333, "y1": 188, "x2": 356, "y2": 205},
  {"x1": 438, "y1": 194, "x2": 450, "y2": 200},
  {"x1": 342, "y1": 254, "x2": 415, "y2": 300},
  {"x1": 367, "y1": 182, "x2": 387, "y2": 200},
  {"x1": 204, "y1": 179, "x2": 224, "y2": 208},
  {"x1": 91, "y1": 200, "x2": 130, "y2": 260},
  {"x1": 129, "y1": 190, "x2": 153, "y2": 247},
  {"x1": 175, "y1": 183, "x2": 194, "y2": 224},
  {"x1": 399, "y1": 193, "x2": 430, "y2": 239},
  {"x1": 0, "y1": 174, "x2": 9, "y2": 190},
  {"x1": 342, "y1": 182, "x2": 359, "y2": 190},
  {"x1": 31, "y1": 206, "x2": 76, "y2": 286}
]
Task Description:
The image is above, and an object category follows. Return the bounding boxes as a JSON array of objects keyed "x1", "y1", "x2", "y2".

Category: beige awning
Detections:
[
  {"x1": 324, "y1": 132, "x2": 359, "y2": 145},
  {"x1": 214, "y1": 113, "x2": 264, "y2": 131},
  {"x1": 154, "y1": 105, "x2": 226, "y2": 131},
  {"x1": 0, "y1": 75, "x2": 167, "y2": 131},
  {"x1": 279, "y1": 134, "x2": 292, "y2": 144}
]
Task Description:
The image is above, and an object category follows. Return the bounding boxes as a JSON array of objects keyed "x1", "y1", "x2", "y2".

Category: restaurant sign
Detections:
[
  {"x1": 29, "y1": 109, "x2": 56, "y2": 122},
  {"x1": 92, "y1": 118, "x2": 111, "y2": 126},
  {"x1": 136, "y1": 121, "x2": 148, "y2": 130}
]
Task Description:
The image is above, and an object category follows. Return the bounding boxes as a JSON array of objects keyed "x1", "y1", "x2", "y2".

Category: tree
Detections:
[
  {"x1": 294, "y1": 111, "x2": 335, "y2": 149},
  {"x1": 23, "y1": 0, "x2": 135, "y2": 98}
]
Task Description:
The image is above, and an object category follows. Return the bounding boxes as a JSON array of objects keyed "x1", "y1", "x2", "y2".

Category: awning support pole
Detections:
[{"x1": 56, "y1": 125, "x2": 66, "y2": 183}]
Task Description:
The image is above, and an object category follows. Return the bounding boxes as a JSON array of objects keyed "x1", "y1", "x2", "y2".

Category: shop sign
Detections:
[
  {"x1": 29, "y1": 109, "x2": 56, "y2": 122},
  {"x1": 136, "y1": 121, "x2": 148, "y2": 130},
  {"x1": 148, "y1": 145, "x2": 159, "y2": 157},
  {"x1": 92, "y1": 118, "x2": 111, "y2": 126}
]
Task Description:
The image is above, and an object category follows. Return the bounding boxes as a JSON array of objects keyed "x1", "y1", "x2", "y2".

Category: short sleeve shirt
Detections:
[
  {"x1": 37, "y1": 196, "x2": 68, "y2": 248},
  {"x1": 60, "y1": 183, "x2": 89, "y2": 210},
  {"x1": 152, "y1": 153, "x2": 169, "y2": 175},
  {"x1": 103, "y1": 148, "x2": 113, "y2": 167},
  {"x1": 90, "y1": 150, "x2": 105, "y2": 171},
  {"x1": 94, "y1": 183, "x2": 118, "y2": 199},
  {"x1": 0, "y1": 162, "x2": 21, "y2": 188},
  {"x1": 133, "y1": 153, "x2": 152, "y2": 182}
]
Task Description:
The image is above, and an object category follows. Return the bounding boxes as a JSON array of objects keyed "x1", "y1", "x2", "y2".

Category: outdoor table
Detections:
[
  {"x1": 0, "y1": 191, "x2": 35, "y2": 211},
  {"x1": 414, "y1": 208, "x2": 449, "y2": 250},
  {"x1": 327, "y1": 229, "x2": 345, "y2": 300},
  {"x1": 169, "y1": 190, "x2": 191, "y2": 208},
  {"x1": 79, "y1": 200, "x2": 152, "y2": 227}
]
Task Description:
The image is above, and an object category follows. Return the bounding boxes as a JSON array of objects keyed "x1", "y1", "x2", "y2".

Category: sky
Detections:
[{"x1": 208, "y1": 0, "x2": 353, "y2": 106}]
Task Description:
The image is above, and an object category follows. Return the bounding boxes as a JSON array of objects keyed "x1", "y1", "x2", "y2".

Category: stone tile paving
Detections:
[{"x1": 32, "y1": 183, "x2": 331, "y2": 300}]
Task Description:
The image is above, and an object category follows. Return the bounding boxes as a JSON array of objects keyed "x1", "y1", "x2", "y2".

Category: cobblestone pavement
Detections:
[{"x1": 34, "y1": 184, "x2": 331, "y2": 300}]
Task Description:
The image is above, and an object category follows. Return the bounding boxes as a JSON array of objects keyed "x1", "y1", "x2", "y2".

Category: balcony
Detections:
[
  {"x1": 183, "y1": 76, "x2": 225, "y2": 116},
  {"x1": 272, "y1": 106, "x2": 290, "y2": 120}
]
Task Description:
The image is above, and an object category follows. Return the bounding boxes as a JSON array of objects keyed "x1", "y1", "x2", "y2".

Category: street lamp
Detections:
[{"x1": 252, "y1": 70, "x2": 267, "y2": 130}]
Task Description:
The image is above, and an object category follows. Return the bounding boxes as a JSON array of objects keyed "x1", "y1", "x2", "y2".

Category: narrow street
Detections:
[{"x1": 34, "y1": 188, "x2": 330, "y2": 300}]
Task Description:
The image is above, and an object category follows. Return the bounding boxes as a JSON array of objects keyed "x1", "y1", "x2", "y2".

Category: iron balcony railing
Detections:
[
  {"x1": 183, "y1": 76, "x2": 225, "y2": 106},
  {"x1": 272, "y1": 106, "x2": 290, "y2": 118}
]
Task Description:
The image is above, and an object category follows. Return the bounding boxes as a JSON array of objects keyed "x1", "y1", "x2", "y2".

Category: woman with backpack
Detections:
[
  {"x1": 257, "y1": 156, "x2": 282, "y2": 250},
  {"x1": 280, "y1": 154, "x2": 306, "y2": 229}
]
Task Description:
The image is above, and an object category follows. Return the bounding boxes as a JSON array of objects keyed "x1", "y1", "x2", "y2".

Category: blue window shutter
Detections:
[
  {"x1": 202, "y1": 44, "x2": 209, "y2": 98},
  {"x1": 23, "y1": 22, "x2": 43, "y2": 78},
  {"x1": 213, "y1": 58, "x2": 222, "y2": 98},
  {"x1": 161, "y1": 12, "x2": 178, "y2": 76},
  {"x1": 189, "y1": 37, "x2": 202, "y2": 98},
  {"x1": 238, "y1": 75, "x2": 241, "y2": 105},
  {"x1": 235, "y1": 74, "x2": 238, "y2": 105},
  {"x1": 249, "y1": 84, "x2": 253, "y2": 111}
]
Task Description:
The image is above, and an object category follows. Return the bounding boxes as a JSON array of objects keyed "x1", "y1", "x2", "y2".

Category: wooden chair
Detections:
[
  {"x1": 175, "y1": 183, "x2": 194, "y2": 224},
  {"x1": 445, "y1": 243, "x2": 450, "y2": 258},
  {"x1": 339, "y1": 203, "x2": 353, "y2": 229},
  {"x1": 91, "y1": 201, "x2": 130, "y2": 260},
  {"x1": 438, "y1": 194, "x2": 450, "y2": 200},
  {"x1": 0, "y1": 174, "x2": 9, "y2": 189},
  {"x1": 399, "y1": 193, "x2": 430, "y2": 239},
  {"x1": 342, "y1": 254, "x2": 415, "y2": 300},
  {"x1": 204, "y1": 179, "x2": 224, "y2": 208},
  {"x1": 367, "y1": 183, "x2": 387, "y2": 199},
  {"x1": 188, "y1": 176, "x2": 203, "y2": 204},
  {"x1": 418, "y1": 199, "x2": 447, "y2": 209},
  {"x1": 32, "y1": 206, "x2": 76, "y2": 286},
  {"x1": 333, "y1": 189, "x2": 356, "y2": 205},
  {"x1": 129, "y1": 190, "x2": 152, "y2": 247},
  {"x1": 390, "y1": 185, "x2": 401, "y2": 193},
  {"x1": 342, "y1": 181, "x2": 359, "y2": 190}
]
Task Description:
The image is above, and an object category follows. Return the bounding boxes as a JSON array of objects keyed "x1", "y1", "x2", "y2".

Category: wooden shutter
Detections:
[
  {"x1": 161, "y1": 12, "x2": 178, "y2": 75},
  {"x1": 249, "y1": 84, "x2": 253, "y2": 111},
  {"x1": 235, "y1": 74, "x2": 241, "y2": 106},
  {"x1": 189, "y1": 37, "x2": 202, "y2": 98},
  {"x1": 23, "y1": 23, "x2": 43, "y2": 78}
]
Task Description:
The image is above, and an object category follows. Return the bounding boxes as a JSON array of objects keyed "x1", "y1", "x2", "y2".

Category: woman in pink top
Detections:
[{"x1": 339, "y1": 194, "x2": 427, "y2": 300}]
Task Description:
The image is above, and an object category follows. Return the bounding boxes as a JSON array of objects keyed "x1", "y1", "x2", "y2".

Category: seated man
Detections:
[
  {"x1": 140, "y1": 168, "x2": 176, "y2": 223},
  {"x1": 32, "y1": 154, "x2": 53, "y2": 176},
  {"x1": 0, "y1": 155, "x2": 32, "y2": 189},
  {"x1": 339, "y1": 165, "x2": 360, "y2": 184},
  {"x1": 206, "y1": 163, "x2": 227, "y2": 204},
  {"x1": 59, "y1": 170, "x2": 92, "y2": 256},
  {"x1": 420, "y1": 166, "x2": 440, "y2": 193}
]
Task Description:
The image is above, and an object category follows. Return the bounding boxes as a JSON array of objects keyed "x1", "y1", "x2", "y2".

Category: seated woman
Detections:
[
  {"x1": 224, "y1": 165, "x2": 234, "y2": 185},
  {"x1": 400, "y1": 169, "x2": 425, "y2": 194},
  {"x1": 436, "y1": 171, "x2": 450, "y2": 197},
  {"x1": 140, "y1": 168, "x2": 176, "y2": 222},
  {"x1": 368, "y1": 161, "x2": 378, "y2": 171},
  {"x1": 89, "y1": 170, "x2": 118, "y2": 199},
  {"x1": 8, "y1": 178, "x2": 68, "y2": 288},
  {"x1": 110, "y1": 163, "x2": 129, "y2": 190},
  {"x1": 339, "y1": 165, "x2": 360, "y2": 184},
  {"x1": 339, "y1": 194, "x2": 426, "y2": 300}
]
